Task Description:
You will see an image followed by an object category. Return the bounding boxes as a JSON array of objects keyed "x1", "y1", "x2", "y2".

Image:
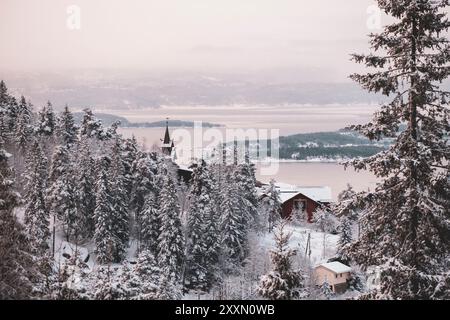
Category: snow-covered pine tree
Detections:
[
  {"x1": 121, "y1": 136, "x2": 138, "y2": 200},
  {"x1": 258, "y1": 219, "x2": 303, "y2": 300},
  {"x1": 319, "y1": 281, "x2": 334, "y2": 300},
  {"x1": 79, "y1": 108, "x2": 108, "y2": 141},
  {"x1": 334, "y1": 183, "x2": 361, "y2": 223},
  {"x1": 131, "y1": 152, "x2": 158, "y2": 241},
  {"x1": 14, "y1": 109, "x2": 32, "y2": 156},
  {"x1": 126, "y1": 249, "x2": 165, "y2": 299},
  {"x1": 74, "y1": 137, "x2": 96, "y2": 240},
  {"x1": 108, "y1": 137, "x2": 130, "y2": 262},
  {"x1": 0, "y1": 141, "x2": 42, "y2": 299},
  {"x1": 154, "y1": 273, "x2": 183, "y2": 300},
  {"x1": 56, "y1": 105, "x2": 78, "y2": 147},
  {"x1": 185, "y1": 160, "x2": 222, "y2": 290},
  {"x1": 0, "y1": 80, "x2": 8, "y2": 106},
  {"x1": 337, "y1": 184, "x2": 356, "y2": 203},
  {"x1": 234, "y1": 149, "x2": 258, "y2": 219},
  {"x1": 14, "y1": 96, "x2": 33, "y2": 155},
  {"x1": 0, "y1": 81, "x2": 16, "y2": 145},
  {"x1": 220, "y1": 170, "x2": 249, "y2": 268},
  {"x1": 0, "y1": 111, "x2": 9, "y2": 146},
  {"x1": 92, "y1": 265, "x2": 127, "y2": 300},
  {"x1": 336, "y1": 216, "x2": 353, "y2": 262},
  {"x1": 157, "y1": 168, "x2": 185, "y2": 284},
  {"x1": 313, "y1": 208, "x2": 337, "y2": 234},
  {"x1": 344, "y1": 0, "x2": 450, "y2": 299},
  {"x1": 93, "y1": 156, "x2": 116, "y2": 264},
  {"x1": 200, "y1": 166, "x2": 222, "y2": 288},
  {"x1": 184, "y1": 161, "x2": 207, "y2": 289},
  {"x1": 1, "y1": 89, "x2": 19, "y2": 135},
  {"x1": 46, "y1": 145, "x2": 78, "y2": 242},
  {"x1": 262, "y1": 179, "x2": 282, "y2": 232},
  {"x1": 130, "y1": 152, "x2": 157, "y2": 214},
  {"x1": 23, "y1": 141, "x2": 50, "y2": 254},
  {"x1": 36, "y1": 101, "x2": 56, "y2": 138},
  {"x1": 140, "y1": 194, "x2": 160, "y2": 256},
  {"x1": 18, "y1": 95, "x2": 33, "y2": 123}
]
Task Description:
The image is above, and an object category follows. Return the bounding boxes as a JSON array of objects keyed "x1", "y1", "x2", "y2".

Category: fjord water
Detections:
[{"x1": 116, "y1": 104, "x2": 380, "y2": 199}]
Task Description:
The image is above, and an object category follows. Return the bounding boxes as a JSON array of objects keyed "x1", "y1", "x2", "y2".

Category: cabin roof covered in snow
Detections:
[
  {"x1": 177, "y1": 164, "x2": 193, "y2": 172},
  {"x1": 317, "y1": 261, "x2": 352, "y2": 274},
  {"x1": 274, "y1": 183, "x2": 332, "y2": 203}
]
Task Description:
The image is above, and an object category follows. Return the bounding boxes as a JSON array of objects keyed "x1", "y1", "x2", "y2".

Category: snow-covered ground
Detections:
[
  {"x1": 258, "y1": 223, "x2": 338, "y2": 267},
  {"x1": 184, "y1": 222, "x2": 339, "y2": 300}
]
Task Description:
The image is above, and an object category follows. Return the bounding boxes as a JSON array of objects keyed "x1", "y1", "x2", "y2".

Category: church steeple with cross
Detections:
[{"x1": 161, "y1": 118, "x2": 175, "y2": 156}]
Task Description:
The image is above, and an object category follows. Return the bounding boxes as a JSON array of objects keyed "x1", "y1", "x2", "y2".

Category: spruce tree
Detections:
[
  {"x1": 220, "y1": 171, "x2": 249, "y2": 267},
  {"x1": 140, "y1": 194, "x2": 160, "y2": 256},
  {"x1": 258, "y1": 220, "x2": 303, "y2": 300},
  {"x1": 319, "y1": 281, "x2": 334, "y2": 300},
  {"x1": 128, "y1": 249, "x2": 164, "y2": 299},
  {"x1": 233, "y1": 160, "x2": 258, "y2": 220},
  {"x1": 79, "y1": 108, "x2": 108, "y2": 141},
  {"x1": 185, "y1": 162, "x2": 207, "y2": 289},
  {"x1": 337, "y1": 184, "x2": 356, "y2": 203},
  {"x1": 345, "y1": 0, "x2": 450, "y2": 299},
  {"x1": 0, "y1": 142, "x2": 41, "y2": 299},
  {"x1": 185, "y1": 161, "x2": 221, "y2": 290},
  {"x1": 23, "y1": 141, "x2": 50, "y2": 254},
  {"x1": 56, "y1": 105, "x2": 78, "y2": 147},
  {"x1": 0, "y1": 80, "x2": 8, "y2": 105},
  {"x1": 46, "y1": 145, "x2": 78, "y2": 241},
  {"x1": 108, "y1": 137, "x2": 130, "y2": 261},
  {"x1": 337, "y1": 216, "x2": 353, "y2": 262},
  {"x1": 262, "y1": 179, "x2": 282, "y2": 232},
  {"x1": 74, "y1": 137, "x2": 96, "y2": 239},
  {"x1": 131, "y1": 153, "x2": 157, "y2": 215},
  {"x1": 14, "y1": 96, "x2": 33, "y2": 156},
  {"x1": 122, "y1": 136, "x2": 138, "y2": 199},
  {"x1": 36, "y1": 101, "x2": 56, "y2": 137},
  {"x1": 14, "y1": 110, "x2": 32, "y2": 156},
  {"x1": 0, "y1": 81, "x2": 14, "y2": 144},
  {"x1": 157, "y1": 169, "x2": 184, "y2": 284},
  {"x1": 131, "y1": 152, "x2": 158, "y2": 242},
  {"x1": 4, "y1": 96, "x2": 19, "y2": 134},
  {"x1": 18, "y1": 96, "x2": 33, "y2": 122},
  {"x1": 93, "y1": 157, "x2": 116, "y2": 264}
]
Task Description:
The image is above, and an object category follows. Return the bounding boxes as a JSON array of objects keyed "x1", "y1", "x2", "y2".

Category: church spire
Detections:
[
  {"x1": 163, "y1": 118, "x2": 171, "y2": 144},
  {"x1": 161, "y1": 118, "x2": 174, "y2": 156}
]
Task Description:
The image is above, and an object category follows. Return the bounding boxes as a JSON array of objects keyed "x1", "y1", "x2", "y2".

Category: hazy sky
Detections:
[{"x1": 0, "y1": 0, "x2": 395, "y2": 79}]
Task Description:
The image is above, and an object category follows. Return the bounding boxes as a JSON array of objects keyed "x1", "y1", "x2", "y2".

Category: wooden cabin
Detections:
[
  {"x1": 259, "y1": 183, "x2": 332, "y2": 222},
  {"x1": 314, "y1": 261, "x2": 352, "y2": 294}
]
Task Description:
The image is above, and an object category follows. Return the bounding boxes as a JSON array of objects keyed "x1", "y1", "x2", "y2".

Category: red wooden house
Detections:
[{"x1": 260, "y1": 183, "x2": 332, "y2": 222}]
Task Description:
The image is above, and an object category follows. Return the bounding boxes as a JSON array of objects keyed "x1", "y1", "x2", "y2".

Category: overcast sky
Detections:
[{"x1": 0, "y1": 0, "x2": 406, "y2": 80}]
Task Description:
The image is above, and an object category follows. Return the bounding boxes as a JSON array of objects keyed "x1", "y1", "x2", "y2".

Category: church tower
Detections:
[{"x1": 161, "y1": 118, "x2": 174, "y2": 156}]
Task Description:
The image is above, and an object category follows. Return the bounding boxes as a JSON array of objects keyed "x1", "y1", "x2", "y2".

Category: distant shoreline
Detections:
[{"x1": 73, "y1": 112, "x2": 222, "y2": 128}]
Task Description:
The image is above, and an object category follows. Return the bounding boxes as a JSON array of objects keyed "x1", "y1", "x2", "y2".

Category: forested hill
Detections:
[{"x1": 277, "y1": 130, "x2": 392, "y2": 160}]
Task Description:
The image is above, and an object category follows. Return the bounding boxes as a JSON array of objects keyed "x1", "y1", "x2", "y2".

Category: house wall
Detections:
[
  {"x1": 314, "y1": 266, "x2": 351, "y2": 292},
  {"x1": 281, "y1": 194, "x2": 320, "y2": 222}
]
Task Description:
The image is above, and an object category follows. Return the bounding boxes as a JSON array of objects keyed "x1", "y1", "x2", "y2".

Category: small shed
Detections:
[{"x1": 314, "y1": 261, "x2": 352, "y2": 294}]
